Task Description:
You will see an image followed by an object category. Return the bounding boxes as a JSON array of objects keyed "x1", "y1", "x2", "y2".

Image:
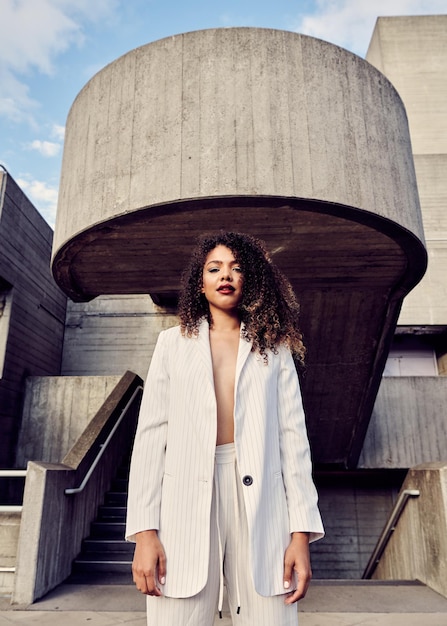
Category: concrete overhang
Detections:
[{"x1": 51, "y1": 28, "x2": 427, "y2": 467}]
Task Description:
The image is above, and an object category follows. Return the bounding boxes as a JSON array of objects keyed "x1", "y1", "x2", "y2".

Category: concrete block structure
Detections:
[
  {"x1": 52, "y1": 27, "x2": 427, "y2": 470},
  {"x1": 0, "y1": 170, "x2": 67, "y2": 470},
  {"x1": 359, "y1": 15, "x2": 447, "y2": 469},
  {"x1": 367, "y1": 15, "x2": 447, "y2": 328},
  {"x1": 0, "y1": 169, "x2": 68, "y2": 594}
]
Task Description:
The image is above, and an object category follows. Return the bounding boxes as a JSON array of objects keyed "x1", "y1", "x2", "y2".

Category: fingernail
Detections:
[
  {"x1": 160, "y1": 576, "x2": 165, "y2": 585},
  {"x1": 284, "y1": 581, "x2": 290, "y2": 589}
]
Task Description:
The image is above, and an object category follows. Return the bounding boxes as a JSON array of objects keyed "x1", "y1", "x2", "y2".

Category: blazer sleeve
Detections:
[
  {"x1": 277, "y1": 346, "x2": 324, "y2": 543},
  {"x1": 125, "y1": 330, "x2": 170, "y2": 542}
]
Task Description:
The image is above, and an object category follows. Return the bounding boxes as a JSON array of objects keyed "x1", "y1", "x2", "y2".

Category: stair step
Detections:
[
  {"x1": 64, "y1": 571, "x2": 133, "y2": 585},
  {"x1": 90, "y1": 521, "x2": 126, "y2": 538},
  {"x1": 105, "y1": 492, "x2": 127, "y2": 505},
  {"x1": 111, "y1": 477, "x2": 128, "y2": 492},
  {"x1": 73, "y1": 558, "x2": 132, "y2": 573},
  {"x1": 68, "y1": 447, "x2": 134, "y2": 582},
  {"x1": 75, "y1": 551, "x2": 132, "y2": 564},
  {"x1": 82, "y1": 538, "x2": 134, "y2": 555},
  {"x1": 116, "y1": 464, "x2": 130, "y2": 479},
  {"x1": 98, "y1": 505, "x2": 127, "y2": 520}
]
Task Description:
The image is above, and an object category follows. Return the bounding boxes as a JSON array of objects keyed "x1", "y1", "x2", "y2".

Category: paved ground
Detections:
[
  {"x1": 1, "y1": 612, "x2": 447, "y2": 625},
  {"x1": 1, "y1": 581, "x2": 447, "y2": 625}
]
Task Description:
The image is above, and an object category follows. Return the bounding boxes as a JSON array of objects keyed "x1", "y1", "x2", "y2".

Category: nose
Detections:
[{"x1": 221, "y1": 267, "x2": 232, "y2": 280}]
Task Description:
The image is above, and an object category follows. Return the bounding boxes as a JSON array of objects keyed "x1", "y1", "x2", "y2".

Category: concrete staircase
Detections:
[
  {"x1": 69, "y1": 458, "x2": 133, "y2": 583},
  {"x1": 3, "y1": 459, "x2": 447, "y2": 623},
  {"x1": 58, "y1": 453, "x2": 447, "y2": 625},
  {"x1": 56, "y1": 469, "x2": 447, "y2": 625}
]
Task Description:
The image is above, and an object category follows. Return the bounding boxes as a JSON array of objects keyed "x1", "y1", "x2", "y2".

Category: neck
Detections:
[{"x1": 208, "y1": 308, "x2": 240, "y2": 332}]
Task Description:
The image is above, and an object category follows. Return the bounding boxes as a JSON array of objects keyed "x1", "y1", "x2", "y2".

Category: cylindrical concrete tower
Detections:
[{"x1": 52, "y1": 28, "x2": 427, "y2": 466}]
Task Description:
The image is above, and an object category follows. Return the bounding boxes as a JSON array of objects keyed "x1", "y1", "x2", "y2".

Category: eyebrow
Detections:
[{"x1": 205, "y1": 259, "x2": 239, "y2": 266}]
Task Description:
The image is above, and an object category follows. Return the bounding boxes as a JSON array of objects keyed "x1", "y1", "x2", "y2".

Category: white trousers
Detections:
[{"x1": 146, "y1": 443, "x2": 298, "y2": 626}]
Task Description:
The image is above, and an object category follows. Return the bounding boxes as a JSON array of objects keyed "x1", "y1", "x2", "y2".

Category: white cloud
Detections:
[
  {"x1": 295, "y1": 0, "x2": 447, "y2": 56},
  {"x1": 1, "y1": 1, "x2": 81, "y2": 76},
  {"x1": 0, "y1": 0, "x2": 119, "y2": 75},
  {"x1": 52, "y1": 124, "x2": 66, "y2": 141},
  {"x1": 27, "y1": 140, "x2": 61, "y2": 157},
  {"x1": 0, "y1": 0, "x2": 119, "y2": 123},
  {"x1": 0, "y1": 66, "x2": 39, "y2": 125},
  {"x1": 16, "y1": 177, "x2": 58, "y2": 227}
]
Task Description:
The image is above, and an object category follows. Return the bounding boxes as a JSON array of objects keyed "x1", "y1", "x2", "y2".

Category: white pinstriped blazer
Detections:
[{"x1": 126, "y1": 319, "x2": 324, "y2": 598}]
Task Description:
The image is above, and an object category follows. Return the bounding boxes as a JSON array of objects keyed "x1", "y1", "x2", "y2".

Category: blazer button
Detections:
[{"x1": 242, "y1": 475, "x2": 253, "y2": 486}]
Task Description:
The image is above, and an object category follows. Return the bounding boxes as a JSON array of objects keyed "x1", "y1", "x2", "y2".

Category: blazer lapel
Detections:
[
  {"x1": 235, "y1": 325, "x2": 252, "y2": 391},
  {"x1": 196, "y1": 318, "x2": 215, "y2": 391}
]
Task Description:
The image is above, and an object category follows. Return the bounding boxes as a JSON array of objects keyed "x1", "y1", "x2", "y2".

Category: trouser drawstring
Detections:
[
  {"x1": 214, "y1": 467, "x2": 225, "y2": 618},
  {"x1": 233, "y1": 459, "x2": 241, "y2": 615},
  {"x1": 215, "y1": 442, "x2": 241, "y2": 618}
]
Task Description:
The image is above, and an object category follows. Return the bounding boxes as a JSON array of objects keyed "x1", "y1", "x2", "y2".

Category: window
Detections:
[
  {"x1": 0, "y1": 278, "x2": 12, "y2": 379},
  {"x1": 383, "y1": 334, "x2": 438, "y2": 376}
]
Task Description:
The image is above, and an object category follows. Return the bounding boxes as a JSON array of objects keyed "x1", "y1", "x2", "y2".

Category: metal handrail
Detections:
[
  {"x1": 0, "y1": 470, "x2": 27, "y2": 513},
  {"x1": 65, "y1": 385, "x2": 143, "y2": 495},
  {"x1": 0, "y1": 470, "x2": 27, "y2": 478},
  {"x1": 362, "y1": 488, "x2": 420, "y2": 579}
]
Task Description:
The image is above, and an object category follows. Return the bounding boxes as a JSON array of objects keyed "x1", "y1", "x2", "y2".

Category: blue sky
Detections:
[{"x1": 1, "y1": 0, "x2": 446, "y2": 227}]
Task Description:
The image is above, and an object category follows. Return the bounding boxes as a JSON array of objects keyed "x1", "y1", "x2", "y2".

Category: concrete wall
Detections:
[
  {"x1": 0, "y1": 512, "x2": 20, "y2": 594},
  {"x1": 15, "y1": 375, "x2": 122, "y2": 466},
  {"x1": 12, "y1": 372, "x2": 142, "y2": 605},
  {"x1": 359, "y1": 377, "x2": 447, "y2": 469},
  {"x1": 0, "y1": 171, "x2": 67, "y2": 469},
  {"x1": 372, "y1": 462, "x2": 447, "y2": 599},
  {"x1": 367, "y1": 16, "x2": 447, "y2": 325},
  {"x1": 61, "y1": 295, "x2": 177, "y2": 378},
  {"x1": 367, "y1": 16, "x2": 447, "y2": 155}
]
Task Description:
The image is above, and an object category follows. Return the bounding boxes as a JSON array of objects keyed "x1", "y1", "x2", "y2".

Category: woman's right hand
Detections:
[{"x1": 132, "y1": 529, "x2": 166, "y2": 596}]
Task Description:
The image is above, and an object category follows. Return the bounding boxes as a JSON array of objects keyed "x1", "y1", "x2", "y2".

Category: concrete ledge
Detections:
[
  {"x1": 24, "y1": 580, "x2": 447, "y2": 614},
  {"x1": 0, "y1": 512, "x2": 21, "y2": 595},
  {"x1": 372, "y1": 462, "x2": 447, "y2": 598}
]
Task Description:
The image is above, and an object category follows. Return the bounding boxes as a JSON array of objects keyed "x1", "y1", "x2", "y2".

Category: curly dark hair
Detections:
[{"x1": 177, "y1": 232, "x2": 306, "y2": 365}]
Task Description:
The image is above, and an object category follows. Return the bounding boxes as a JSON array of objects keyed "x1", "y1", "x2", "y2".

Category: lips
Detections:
[{"x1": 217, "y1": 284, "x2": 235, "y2": 294}]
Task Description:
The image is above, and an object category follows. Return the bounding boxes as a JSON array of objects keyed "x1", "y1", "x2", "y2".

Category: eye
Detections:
[
  {"x1": 233, "y1": 266, "x2": 242, "y2": 273},
  {"x1": 208, "y1": 267, "x2": 219, "y2": 273}
]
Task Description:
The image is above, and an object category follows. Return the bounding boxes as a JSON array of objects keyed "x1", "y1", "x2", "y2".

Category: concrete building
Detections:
[
  {"x1": 0, "y1": 170, "x2": 67, "y2": 472},
  {"x1": 0, "y1": 15, "x2": 446, "y2": 607}
]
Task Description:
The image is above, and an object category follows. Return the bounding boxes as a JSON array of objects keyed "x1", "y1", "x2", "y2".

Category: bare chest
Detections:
[
  {"x1": 209, "y1": 329, "x2": 240, "y2": 443},
  {"x1": 209, "y1": 332, "x2": 239, "y2": 385}
]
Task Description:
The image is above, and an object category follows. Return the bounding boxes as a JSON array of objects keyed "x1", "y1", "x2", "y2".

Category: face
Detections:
[{"x1": 201, "y1": 245, "x2": 243, "y2": 315}]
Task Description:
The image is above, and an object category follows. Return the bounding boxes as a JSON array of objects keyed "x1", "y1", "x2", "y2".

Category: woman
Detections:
[{"x1": 126, "y1": 232, "x2": 324, "y2": 625}]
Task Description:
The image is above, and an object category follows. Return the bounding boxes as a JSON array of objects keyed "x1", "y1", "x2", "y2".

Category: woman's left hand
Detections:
[{"x1": 283, "y1": 531, "x2": 312, "y2": 604}]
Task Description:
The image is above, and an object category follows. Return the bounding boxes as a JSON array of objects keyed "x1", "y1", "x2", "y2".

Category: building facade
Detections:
[{"x1": 1, "y1": 15, "x2": 446, "y2": 599}]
